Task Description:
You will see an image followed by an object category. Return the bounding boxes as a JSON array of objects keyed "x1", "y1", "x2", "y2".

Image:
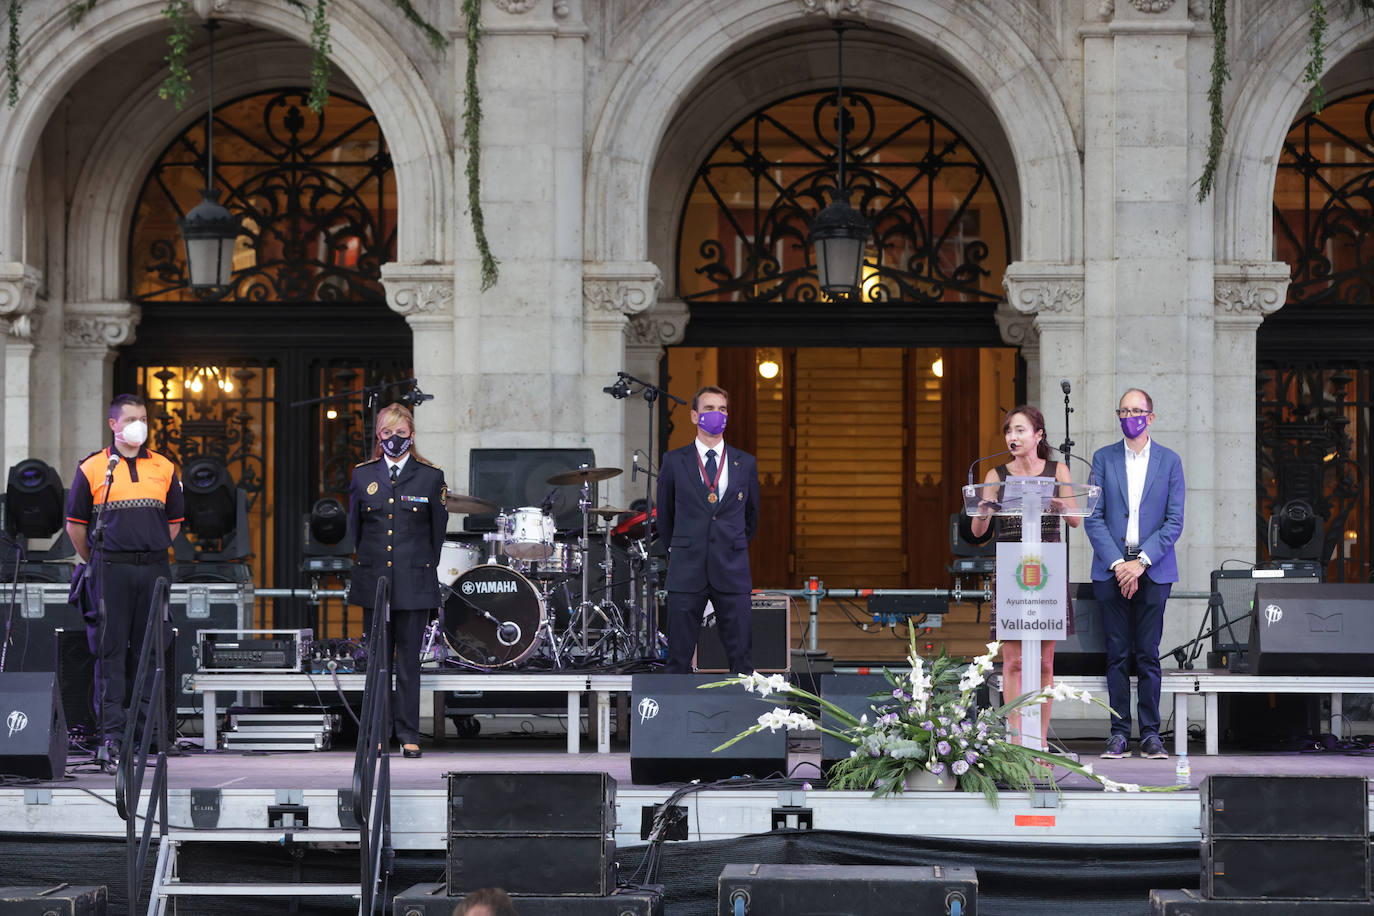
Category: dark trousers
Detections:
[
  {"x1": 388, "y1": 607, "x2": 430, "y2": 745},
  {"x1": 1093, "y1": 575, "x2": 1171, "y2": 739},
  {"x1": 665, "y1": 590, "x2": 752, "y2": 674},
  {"x1": 84, "y1": 558, "x2": 171, "y2": 744}
]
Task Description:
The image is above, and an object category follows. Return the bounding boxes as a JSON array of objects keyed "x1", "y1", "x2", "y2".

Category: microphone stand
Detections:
[
  {"x1": 1058, "y1": 384, "x2": 1075, "y2": 557},
  {"x1": 89, "y1": 450, "x2": 119, "y2": 769}
]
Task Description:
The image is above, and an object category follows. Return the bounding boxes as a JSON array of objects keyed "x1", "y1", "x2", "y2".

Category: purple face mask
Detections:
[
  {"x1": 1119, "y1": 414, "x2": 1149, "y2": 439},
  {"x1": 381, "y1": 433, "x2": 412, "y2": 459},
  {"x1": 697, "y1": 410, "x2": 727, "y2": 437}
]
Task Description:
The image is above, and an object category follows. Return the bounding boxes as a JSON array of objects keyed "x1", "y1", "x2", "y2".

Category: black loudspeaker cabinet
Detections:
[
  {"x1": 629, "y1": 673, "x2": 785, "y2": 785},
  {"x1": 1216, "y1": 693, "x2": 1320, "y2": 750},
  {"x1": 1248, "y1": 582, "x2": 1374, "y2": 675},
  {"x1": 394, "y1": 882, "x2": 664, "y2": 916},
  {"x1": 818, "y1": 673, "x2": 893, "y2": 766},
  {"x1": 446, "y1": 835, "x2": 615, "y2": 897},
  {"x1": 464, "y1": 447, "x2": 597, "y2": 534},
  {"x1": 446, "y1": 772, "x2": 616, "y2": 834},
  {"x1": 0, "y1": 582, "x2": 85, "y2": 675},
  {"x1": 1055, "y1": 583, "x2": 1107, "y2": 675},
  {"x1": 0, "y1": 673, "x2": 68, "y2": 779},
  {"x1": 1211, "y1": 568, "x2": 1322, "y2": 657},
  {"x1": 695, "y1": 593, "x2": 792, "y2": 673},
  {"x1": 1202, "y1": 775, "x2": 1368, "y2": 838},
  {"x1": 0, "y1": 885, "x2": 107, "y2": 915},
  {"x1": 1201, "y1": 776, "x2": 1369, "y2": 901},
  {"x1": 55, "y1": 627, "x2": 96, "y2": 735},
  {"x1": 1151, "y1": 889, "x2": 1373, "y2": 913},
  {"x1": 717, "y1": 864, "x2": 978, "y2": 915}
]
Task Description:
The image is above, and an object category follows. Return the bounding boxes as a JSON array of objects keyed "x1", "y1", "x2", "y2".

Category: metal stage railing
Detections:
[
  {"x1": 352, "y1": 577, "x2": 393, "y2": 916},
  {"x1": 115, "y1": 575, "x2": 173, "y2": 912}
]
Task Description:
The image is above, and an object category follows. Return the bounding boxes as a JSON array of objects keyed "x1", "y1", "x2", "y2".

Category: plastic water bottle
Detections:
[{"x1": 1175, "y1": 752, "x2": 1191, "y2": 787}]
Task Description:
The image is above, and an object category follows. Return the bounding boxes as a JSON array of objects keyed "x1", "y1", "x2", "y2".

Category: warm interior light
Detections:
[
  {"x1": 758, "y1": 359, "x2": 780, "y2": 380},
  {"x1": 325, "y1": 408, "x2": 338, "y2": 420},
  {"x1": 190, "y1": 377, "x2": 204, "y2": 393},
  {"x1": 932, "y1": 357, "x2": 944, "y2": 378}
]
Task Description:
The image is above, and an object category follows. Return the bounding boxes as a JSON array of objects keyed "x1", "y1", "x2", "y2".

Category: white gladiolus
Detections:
[{"x1": 756, "y1": 709, "x2": 816, "y2": 732}]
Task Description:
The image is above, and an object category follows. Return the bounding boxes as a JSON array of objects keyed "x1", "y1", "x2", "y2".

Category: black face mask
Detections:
[{"x1": 381, "y1": 434, "x2": 412, "y2": 459}]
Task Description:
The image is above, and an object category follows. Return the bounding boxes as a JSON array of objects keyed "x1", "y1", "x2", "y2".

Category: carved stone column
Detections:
[
  {"x1": 582, "y1": 262, "x2": 662, "y2": 504},
  {"x1": 1002, "y1": 263, "x2": 1085, "y2": 416},
  {"x1": 623, "y1": 299, "x2": 689, "y2": 505},
  {"x1": 62, "y1": 301, "x2": 140, "y2": 471},
  {"x1": 0, "y1": 262, "x2": 41, "y2": 469},
  {"x1": 1213, "y1": 261, "x2": 1290, "y2": 559},
  {"x1": 382, "y1": 262, "x2": 458, "y2": 491}
]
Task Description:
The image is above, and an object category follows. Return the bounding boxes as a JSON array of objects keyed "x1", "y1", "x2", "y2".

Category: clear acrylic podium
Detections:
[{"x1": 962, "y1": 477, "x2": 1099, "y2": 750}]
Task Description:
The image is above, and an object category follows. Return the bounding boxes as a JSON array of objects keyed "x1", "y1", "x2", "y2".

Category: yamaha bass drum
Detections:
[{"x1": 442, "y1": 564, "x2": 545, "y2": 668}]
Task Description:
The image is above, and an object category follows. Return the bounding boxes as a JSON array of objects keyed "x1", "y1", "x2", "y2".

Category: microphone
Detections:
[
  {"x1": 105, "y1": 453, "x2": 120, "y2": 478},
  {"x1": 539, "y1": 487, "x2": 558, "y2": 513},
  {"x1": 967, "y1": 449, "x2": 1012, "y2": 486},
  {"x1": 497, "y1": 621, "x2": 520, "y2": 645},
  {"x1": 1060, "y1": 378, "x2": 1071, "y2": 395},
  {"x1": 631, "y1": 449, "x2": 641, "y2": 482}
]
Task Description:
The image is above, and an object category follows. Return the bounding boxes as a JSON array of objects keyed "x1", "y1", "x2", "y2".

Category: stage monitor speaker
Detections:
[
  {"x1": 446, "y1": 835, "x2": 615, "y2": 897},
  {"x1": 1202, "y1": 775, "x2": 1368, "y2": 838},
  {"x1": 464, "y1": 448, "x2": 597, "y2": 534},
  {"x1": 0, "y1": 672, "x2": 67, "y2": 779},
  {"x1": 695, "y1": 593, "x2": 792, "y2": 673},
  {"x1": 717, "y1": 864, "x2": 978, "y2": 915},
  {"x1": 629, "y1": 673, "x2": 785, "y2": 785},
  {"x1": 817, "y1": 673, "x2": 892, "y2": 767},
  {"x1": 1202, "y1": 837, "x2": 1369, "y2": 901},
  {"x1": 1211, "y1": 567, "x2": 1322, "y2": 659},
  {"x1": 54, "y1": 627, "x2": 96, "y2": 736},
  {"x1": 1151, "y1": 889, "x2": 1373, "y2": 913},
  {"x1": 0, "y1": 884, "x2": 108, "y2": 915},
  {"x1": 395, "y1": 882, "x2": 664, "y2": 916},
  {"x1": 1248, "y1": 582, "x2": 1374, "y2": 675},
  {"x1": 1055, "y1": 583, "x2": 1107, "y2": 675},
  {"x1": 446, "y1": 772, "x2": 615, "y2": 834}
]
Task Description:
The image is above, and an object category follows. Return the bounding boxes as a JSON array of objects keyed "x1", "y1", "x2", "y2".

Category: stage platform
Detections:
[{"x1": 6, "y1": 734, "x2": 1374, "y2": 851}]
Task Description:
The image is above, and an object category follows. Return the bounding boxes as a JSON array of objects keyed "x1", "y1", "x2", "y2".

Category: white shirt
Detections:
[
  {"x1": 1122, "y1": 437, "x2": 1152, "y2": 565},
  {"x1": 384, "y1": 453, "x2": 410, "y2": 480},
  {"x1": 694, "y1": 438, "x2": 728, "y2": 496}
]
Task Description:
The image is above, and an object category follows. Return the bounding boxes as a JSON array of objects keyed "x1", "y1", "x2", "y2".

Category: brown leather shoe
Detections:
[{"x1": 401, "y1": 744, "x2": 422, "y2": 759}]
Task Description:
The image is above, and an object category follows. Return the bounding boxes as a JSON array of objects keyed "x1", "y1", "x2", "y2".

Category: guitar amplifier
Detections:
[
  {"x1": 695, "y1": 593, "x2": 792, "y2": 673},
  {"x1": 195, "y1": 629, "x2": 312, "y2": 672}
]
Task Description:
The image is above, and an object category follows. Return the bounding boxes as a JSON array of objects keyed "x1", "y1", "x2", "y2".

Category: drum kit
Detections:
[{"x1": 433, "y1": 464, "x2": 660, "y2": 671}]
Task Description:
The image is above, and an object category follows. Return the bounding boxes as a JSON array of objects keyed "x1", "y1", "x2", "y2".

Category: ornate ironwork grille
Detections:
[
  {"x1": 128, "y1": 90, "x2": 395, "y2": 303},
  {"x1": 677, "y1": 90, "x2": 1008, "y2": 309},
  {"x1": 1266, "y1": 93, "x2": 1374, "y2": 580}
]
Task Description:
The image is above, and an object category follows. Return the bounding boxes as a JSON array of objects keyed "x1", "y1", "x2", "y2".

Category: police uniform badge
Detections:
[{"x1": 366, "y1": 481, "x2": 379, "y2": 495}]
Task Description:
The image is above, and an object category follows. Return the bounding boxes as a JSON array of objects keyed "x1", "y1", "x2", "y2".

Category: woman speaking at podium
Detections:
[{"x1": 968, "y1": 405, "x2": 1078, "y2": 748}]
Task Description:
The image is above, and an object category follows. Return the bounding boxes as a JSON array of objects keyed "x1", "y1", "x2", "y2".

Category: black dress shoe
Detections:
[{"x1": 401, "y1": 744, "x2": 422, "y2": 759}]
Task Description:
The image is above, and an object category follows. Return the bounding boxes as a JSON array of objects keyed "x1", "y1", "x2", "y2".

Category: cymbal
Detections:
[
  {"x1": 444, "y1": 493, "x2": 498, "y2": 514},
  {"x1": 590, "y1": 505, "x2": 634, "y2": 518},
  {"x1": 546, "y1": 466, "x2": 622, "y2": 486}
]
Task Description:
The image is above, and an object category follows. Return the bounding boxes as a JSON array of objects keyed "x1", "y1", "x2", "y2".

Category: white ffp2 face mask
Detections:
[{"x1": 120, "y1": 420, "x2": 148, "y2": 447}]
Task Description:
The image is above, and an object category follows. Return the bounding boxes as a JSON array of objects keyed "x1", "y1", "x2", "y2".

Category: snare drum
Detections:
[
  {"x1": 500, "y1": 507, "x2": 556, "y2": 559},
  {"x1": 438, "y1": 538, "x2": 482, "y2": 585},
  {"x1": 442, "y1": 564, "x2": 545, "y2": 667},
  {"x1": 536, "y1": 541, "x2": 583, "y2": 577}
]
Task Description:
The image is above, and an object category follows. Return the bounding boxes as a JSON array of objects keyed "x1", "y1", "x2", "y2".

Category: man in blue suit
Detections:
[
  {"x1": 655, "y1": 385, "x2": 761, "y2": 674},
  {"x1": 1084, "y1": 388, "x2": 1186, "y2": 760}
]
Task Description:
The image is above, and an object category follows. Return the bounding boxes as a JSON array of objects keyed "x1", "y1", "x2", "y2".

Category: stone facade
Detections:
[{"x1": 0, "y1": 0, "x2": 1363, "y2": 676}]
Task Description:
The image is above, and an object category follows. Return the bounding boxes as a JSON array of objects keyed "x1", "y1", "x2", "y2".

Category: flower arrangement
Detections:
[{"x1": 703, "y1": 629, "x2": 1178, "y2": 804}]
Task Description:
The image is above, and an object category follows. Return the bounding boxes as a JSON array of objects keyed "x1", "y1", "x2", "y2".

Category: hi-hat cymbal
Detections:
[
  {"x1": 546, "y1": 466, "x2": 622, "y2": 486},
  {"x1": 444, "y1": 493, "x2": 498, "y2": 514},
  {"x1": 591, "y1": 505, "x2": 634, "y2": 518}
]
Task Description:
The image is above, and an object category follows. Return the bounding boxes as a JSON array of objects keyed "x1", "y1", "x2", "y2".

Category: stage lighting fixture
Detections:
[
  {"x1": 182, "y1": 457, "x2": 238, "y2": 540},
  {"x1": 4, "y1": 459, "x2": 64, "y2": 538},
  {"x1": 302, "y1": 497, "x2": 354, "y2": 572},
  {"x1": 1268, "y1": 498, "x2": 1324, "y2": 562},
  {"x1": 949, "y1": 512, "x2": 996, "y2": 575}
]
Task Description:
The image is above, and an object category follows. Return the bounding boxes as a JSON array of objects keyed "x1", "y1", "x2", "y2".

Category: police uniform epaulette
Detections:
[
  {"x1": 355, "y1": 457, "x2": 382, "y2": 468},
  {"x1": 414, "y1": 456, "x2": 437, "y2": 468}
]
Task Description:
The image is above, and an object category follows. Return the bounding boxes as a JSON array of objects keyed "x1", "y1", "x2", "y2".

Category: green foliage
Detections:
[
  {"x1": 463, "y1": 0, "x2": 499, "y2": 291},
  {"x1": 1196, "y1": 0, "x2": 1230, "y2": 203},
  {"x1": 6, "y1": 0, "x2": 19, "y2": 108},
  {"x1": 307, "y1": 0, "x2": 332, "y2": 113},
  {"x1": 156, "y1": 0, "x2": 193, "y2": 110},
  {"x1": 1305, "y1": 0, "x2": 1328, "y2": 114}
]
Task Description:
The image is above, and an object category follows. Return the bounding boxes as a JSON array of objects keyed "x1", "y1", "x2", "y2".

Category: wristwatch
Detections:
[{"x1": 1137, "y1": 555, "x2": 1151, "y2": 568}]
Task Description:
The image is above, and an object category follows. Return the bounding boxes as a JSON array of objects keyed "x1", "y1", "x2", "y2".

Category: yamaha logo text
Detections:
[{"x1": 461, "y1": 579, "x2": 519, "y2": 596}]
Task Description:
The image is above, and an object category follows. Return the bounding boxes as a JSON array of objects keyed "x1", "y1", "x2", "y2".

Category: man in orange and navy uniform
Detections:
[{"x1": 65, "y1": 394, "x2": 184, "y2": 757}]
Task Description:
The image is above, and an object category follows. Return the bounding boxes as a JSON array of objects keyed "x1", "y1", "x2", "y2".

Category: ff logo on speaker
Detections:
[
  {"x1": 6, "y1": 709, "x2": 28, "y2": 737},
  {"x1": 1264, "y1": 603, "x2": 1284, "y2": 626},
  {"x1": 637, "y1": 697, "x2": 659, "y2": 724}
]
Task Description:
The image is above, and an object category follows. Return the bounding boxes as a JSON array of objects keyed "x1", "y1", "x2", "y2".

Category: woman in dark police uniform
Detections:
[{"x1": 348, "y1": 403, "x2": 448, "y2": 758}]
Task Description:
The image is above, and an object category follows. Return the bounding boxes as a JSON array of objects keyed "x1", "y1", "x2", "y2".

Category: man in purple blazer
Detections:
[
  {"x1": 655, "y1": 385, "x2": 760, "y2": 674},
  {"x1": 1084, "y1": 388, "x2": 1186, "y2": 761}
]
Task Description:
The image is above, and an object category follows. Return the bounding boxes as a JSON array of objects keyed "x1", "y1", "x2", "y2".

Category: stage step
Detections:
[{"x1": 148, "y1": 829, "x2": 366, "y2": 914}]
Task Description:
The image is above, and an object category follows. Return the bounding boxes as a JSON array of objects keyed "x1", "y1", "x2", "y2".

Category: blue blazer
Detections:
[
  {"x1": 655, "y1": 443, "x2": 760, "y2": 594},
  {"x1": 1083, "y1": 439, "x2": 1185, "y2": 584}
]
